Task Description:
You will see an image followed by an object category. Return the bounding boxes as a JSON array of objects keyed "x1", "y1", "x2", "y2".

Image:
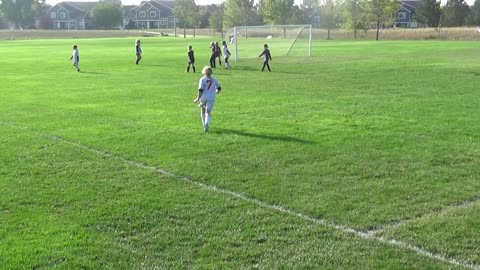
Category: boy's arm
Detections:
[
  {"x1": 193, "y1": 89, "x2": 203, "y2": 103},
  {"x1": 69, "y1": 55, "x2": 73, "y2": 60},
  {"x1": 259, "y1": 50, "x2": 265, "y2": 57}
]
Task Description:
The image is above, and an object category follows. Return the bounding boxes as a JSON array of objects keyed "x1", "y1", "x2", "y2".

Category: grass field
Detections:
[{"x1": 0, "y1": 37, "x2": 479, "y2": 269}]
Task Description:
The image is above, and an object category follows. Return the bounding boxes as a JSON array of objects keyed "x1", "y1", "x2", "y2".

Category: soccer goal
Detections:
[{"x1": 226, "y1": 25, "x2": 313, "y2": 62}]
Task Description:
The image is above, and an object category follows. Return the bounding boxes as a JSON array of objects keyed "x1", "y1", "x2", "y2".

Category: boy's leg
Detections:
[
  {"x1": 200, "y1": 107, "x2": 206, "y2": 127},
  {"x1": 187, "y1": 63, "x2": 190, "y2": 72},
  {"x1": 262, "y1": 62, "x2": 266, "y2": 71},
  {"x1": 205, "y1": 111, "x2": 211, "y2": 132},
  {"x1": 267, "y1": 62, "x2": 271, "y2": 72},
  {"x1": 192, "y1": 64, "x2": 196, "y2": 73}
]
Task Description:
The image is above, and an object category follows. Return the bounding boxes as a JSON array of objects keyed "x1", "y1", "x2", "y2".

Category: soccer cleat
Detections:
[{"x1": 204, "y1": 124, "x2": 209, "y2": 133}]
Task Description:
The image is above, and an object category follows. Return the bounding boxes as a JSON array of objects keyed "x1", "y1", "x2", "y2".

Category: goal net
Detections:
[{"x1": 226, "y1": 25, "x2": 312, "y2": 62}]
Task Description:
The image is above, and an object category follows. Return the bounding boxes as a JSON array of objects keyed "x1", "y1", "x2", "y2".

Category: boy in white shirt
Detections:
[
  {"x1": 193, "y1": 66, "x2": 222, "y2": 132},
  {"x1": 222, "y1": 41, "x2": 231, "y2": 69},
  {"x1": 69, "y1": 44, "x2": 80, "y2": 72}
]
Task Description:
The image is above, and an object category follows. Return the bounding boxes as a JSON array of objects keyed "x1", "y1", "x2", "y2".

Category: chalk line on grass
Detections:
[
  {"x1": 367, "y1": 195, "x2": 480, "y2": 236},
  {"x1": 1, "y1": 119, "x2": 478, "y2": 270}
]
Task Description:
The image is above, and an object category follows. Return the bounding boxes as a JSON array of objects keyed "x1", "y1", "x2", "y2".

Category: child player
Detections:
[
  {"x1": 209, "y1": 42, "x2": 216, "y2": 68},
  {"x1": 69, "y1": 44, "x2": 80, "y2": 72},
  {"x1": 193, "y1": 66, "x2": 222, "y2": 133},
  {"x1": 222, "y1": 41, "x2": 231, "y2": 69},
  {"x1": 214, "y1": 41, "x2": 222, "y2": 67},
  {"x1": 259, "y1": 43, "x2": 272, "y2": 72},
  {"x1": 135, "y1": 39, "x2": 142, "y2": 65},
  {"x1": 187, "y1": 45, "x2": 196, "y2": 73}
]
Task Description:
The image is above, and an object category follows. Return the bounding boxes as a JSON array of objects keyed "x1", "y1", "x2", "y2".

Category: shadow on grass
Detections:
[
  {"x1": 214, "y1": 128, "x2": 314, "y2": 144},
  {"x1": 233, "y1": 65, "x2": 313, "y2": 75},
  {"x1": 80, "y1": 71, "x2": 107, "y2": 75}
]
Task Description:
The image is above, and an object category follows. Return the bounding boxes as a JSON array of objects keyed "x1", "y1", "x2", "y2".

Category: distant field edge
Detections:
[{"x1": 1, "y1": 27, "x2": 480, "y2": 41}]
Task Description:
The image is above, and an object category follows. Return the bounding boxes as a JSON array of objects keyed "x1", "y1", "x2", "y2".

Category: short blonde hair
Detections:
[{"x1": 202, "y1": 66, "x2": 212, "y2": 75}]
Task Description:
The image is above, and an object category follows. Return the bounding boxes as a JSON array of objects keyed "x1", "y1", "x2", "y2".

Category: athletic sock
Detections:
[
  {"x1": 201, "y1": 112, "x2": 206, "y2": 126},
  {"x1": 206, "y1": 115, "x2": 211, "y2": 125}
]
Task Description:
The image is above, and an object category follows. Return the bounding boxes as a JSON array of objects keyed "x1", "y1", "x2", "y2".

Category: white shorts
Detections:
[{"x1": 199, "y1": 99, "x2": 215, "y2": 112}]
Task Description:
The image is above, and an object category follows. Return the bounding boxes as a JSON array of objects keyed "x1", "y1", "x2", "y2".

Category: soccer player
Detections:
[
  {"x1": 214, "y1": 41, "x2": 222, "y2": 67},
  {"x1": 69, "y1": 44, "x2": 80, "y2": 72},
  {"x1": 209, "y1": 42, "x2": 216, "y2": 68},
  {"x1": 193, "y1": 66, "x2": 222, "y2": 133},
  {"x1": 135, "y1": 39, "x2": 142, "y2": 65},
  {"x1": 222, "y1": 41, "x2": 231, "y2": 69},
  {"x1": 187, "y1": 45, "x2": 196, "y2": 73},
  {"x1": 259, "y1": 43, "x2": 272, "y2": 72}
]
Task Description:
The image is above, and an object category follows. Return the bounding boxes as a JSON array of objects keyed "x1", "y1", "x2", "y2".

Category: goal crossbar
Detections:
[{"x1": 232, "y1": 24, "x2": 313, "y2": 62}]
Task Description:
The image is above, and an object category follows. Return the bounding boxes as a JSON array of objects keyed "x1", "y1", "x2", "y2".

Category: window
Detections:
[
  {"x1": 160, "y1": 18, "x2": 167, "y2": 25},
  {"x1": 70, "y1": 21, "x2": 76, "y2": 25},
  {"x1": 150, "y1": 10, "x2": 157, "y2": 17},
  {"x1": 50, "y1": 12, "x2": 56, "y2": 19},
  {"x1": 139, "y1": 11, "x2": 146, "y2": 18},
  {"x1": 59, "y1": 11, "x2": 67, "y2": 19},
  {"x1": 397, "y1": 12, "x2": 407, "y2": 20}
]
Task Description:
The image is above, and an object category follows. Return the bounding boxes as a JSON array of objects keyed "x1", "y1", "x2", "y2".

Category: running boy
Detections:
[
  {"x1": 69, "y1": 44, "x2": 80, "y2": 72},
  {"x1": 209, "y1": 42, "x2": 216, "y2": 68},
  {"x1": 135, "y1": 39, "x2": 142, "y2": 65},
  {"x1": 222, "y1": 41, "x2": 231, "y2": 69},
  {"x1": 214, "y1": 41, "x2": 222, "y2": 67},
  {"x1": 187, "y1": 45, "x2": 196, "y2": 73},
  {"x1": 259, "y1": 43, "x2": 272, "y2": 72},
  {"x1": 193, "y1": 66, "x2": 222, "y2": 132}
]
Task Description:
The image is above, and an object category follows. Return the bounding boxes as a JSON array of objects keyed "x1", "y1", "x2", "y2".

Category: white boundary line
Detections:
[
  {"x1": 1, "y1": 120, "x2": 479, "y2": 270},
  {"x1": 368, "y1": 196, "x2": 480, "y2": 236}
]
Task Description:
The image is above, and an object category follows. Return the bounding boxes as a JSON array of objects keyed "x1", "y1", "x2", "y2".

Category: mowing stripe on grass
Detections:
[
  {"x1": 1, "y1": 119, "x2": 479, "y2": 270},
  {"x1": 368, "y1": 196, "x2": 480, "y2": 236}
]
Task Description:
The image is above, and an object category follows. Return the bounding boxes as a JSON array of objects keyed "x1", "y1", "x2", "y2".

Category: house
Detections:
[
  {"x1": 42, "y1": 0, "x2": 176, "y2": 30},
  {"x1": 47, "y1": 2, "x2": 97, "y2": 30},
  {"x1": 393, "y1": 0, "x2": 419, "y2": 28},
  {"x1": 303, "y1": 8, "x2": 321, "y2": 28},
  {"x1": 123, "y1": 0, "x2": 176, "y2": 29}
]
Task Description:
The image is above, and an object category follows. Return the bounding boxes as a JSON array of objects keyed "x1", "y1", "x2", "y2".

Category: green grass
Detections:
[{"x1": 0, "y1": 37, "x2": 479, "y2": 269}]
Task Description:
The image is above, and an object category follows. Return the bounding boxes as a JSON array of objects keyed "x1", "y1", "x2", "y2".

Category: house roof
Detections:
[
  {"x1": 123, "y1": 5, "x2": 137, "y2": 19},
  {"x1": 49, "y1": 1, "x2": 98, "y2": 18},
  {"x1": 133, "y1": 0, "x2": 174, "y2": 16},
  {"x1": 398, "y1": 0, "x2": 419, "y2": 11}
]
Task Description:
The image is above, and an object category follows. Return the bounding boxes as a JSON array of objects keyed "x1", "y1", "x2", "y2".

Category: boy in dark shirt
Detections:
[
  {"x1": 187, "y1": 45, "x2": 196, "y2": 73},
  {"x1": 259, "y1": 44, "x2": 272, "y2": 72}
]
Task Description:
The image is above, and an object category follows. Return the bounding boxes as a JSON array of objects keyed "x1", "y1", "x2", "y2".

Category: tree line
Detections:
[{"x1": 1, "y1": 0, "x2": 480, "y2": 38}]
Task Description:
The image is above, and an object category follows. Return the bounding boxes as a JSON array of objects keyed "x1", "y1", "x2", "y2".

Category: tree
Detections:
[
  {"x1": 263, "y1": 0, "x2": 297, "y2": 38},
  {"x1": 223, "y1": 0, "x2": 255, "y2": 28},
  {"x1": 91, "y1": 3, "x2": 122, "y2": 29},
  {"x1": 302, "y1": 0, "x2": 319, "y2": 9},
  {"x1": 0, "y1": 0, "x2": 43, "y2": 28},
  {"x1": 441, "y1": 0, "x2": 470, "y2": 26},
  {"x1": 466, "y1": 0, "x2": 480, "y2": 25},
  {"x1": 415, "y1": 0, "x2": 441, "y2": 27},
  {"x1": 38, "y1": 13, "x2": 53, "y2": 29},
  {"x1": 343, "y1": 0, "x2": 370, "y2": 39},
  {"x1": 263, "y1": 0, "x2": 295, "y2": 25},
  {"x1": 125, "y1": 19, "x2": 137, "y2": 29},
  {"x1": 366, "y1": 0, "x2": 398, "y2": 40},
  {"x1": 319, "y1": 0, "x2": 341, "y2": 40},
  {"x1": 209, "y1": 5, "x2": 224, "y2": 37},
  {"x1": 174, "y1": 0, "x2": 200, "y2": 38}
]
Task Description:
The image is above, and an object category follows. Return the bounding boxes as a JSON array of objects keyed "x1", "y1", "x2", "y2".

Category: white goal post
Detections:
[{"x1": 230, "y1": 24, "x2": 313, "y2": 62}]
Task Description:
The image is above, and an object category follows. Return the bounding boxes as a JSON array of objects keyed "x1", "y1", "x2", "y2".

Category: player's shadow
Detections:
[
  {"x1": 80, "y1": 71, "x2": 107, "y2": 75},
  {"x1": 215, "y1": 128, "x2": 314, "y2": 144}
]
